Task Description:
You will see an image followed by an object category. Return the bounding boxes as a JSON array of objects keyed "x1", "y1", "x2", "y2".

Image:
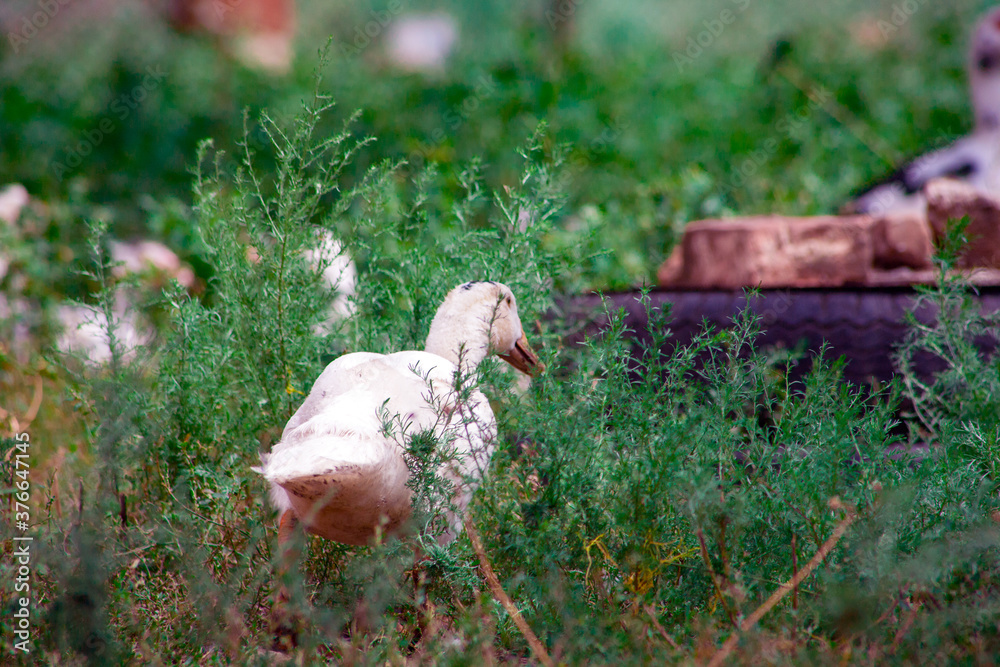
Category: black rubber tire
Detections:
[{"x1": 560, "y1": 289, "x2": 1000, "y2": 386}]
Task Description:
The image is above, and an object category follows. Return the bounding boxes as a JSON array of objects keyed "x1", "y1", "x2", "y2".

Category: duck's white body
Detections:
[{"x1": 256, "y1": 281, "x2": 540, "y2": 546}]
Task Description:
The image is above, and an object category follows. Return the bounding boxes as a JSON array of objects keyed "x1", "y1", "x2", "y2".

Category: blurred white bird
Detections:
[
  {"x1": 848, "y1": 7, "x2": 1000, "y2": 215},
  {"x1": 110, "y1": 240, "x2": 196, "y2": 289},
  {"x1": 302, "y1": 229, "x2": 356, "y2": 333},
  {"x1": 970, "y1": 7, "x2": 1000, "y2": 130},
  {"x1": 55, "y1": 293, "x2": 152, "y2": 365},
  {"x1": 56, "y1": 240, "x2": 195, "y2": 364}
]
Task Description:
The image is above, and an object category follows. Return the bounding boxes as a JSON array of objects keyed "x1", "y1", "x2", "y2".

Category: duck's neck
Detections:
[{"x1": 424, "y1": 309, "x2": 492, "y2": 375}]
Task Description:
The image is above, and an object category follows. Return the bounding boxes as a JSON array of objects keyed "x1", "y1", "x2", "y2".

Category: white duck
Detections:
[{"x1": 255, "y1": 281, "x2": 541, "y2": 548}]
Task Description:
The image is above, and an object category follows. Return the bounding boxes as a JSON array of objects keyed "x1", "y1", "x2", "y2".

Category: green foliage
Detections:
[
  {"x1": 10, "y1": 96, "x2": 999, "y2": 658},
  {"x1": 896, "y1": 218, "x2": 1000, "y2": 484},
  {"x1": 2, "y1": 1, "x2": 1000, "y2": 663}
]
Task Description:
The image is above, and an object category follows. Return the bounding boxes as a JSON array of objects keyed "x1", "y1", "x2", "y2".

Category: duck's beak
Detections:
[{"x1": 499, "y1": 332, "x2": 544, "y2": 376}]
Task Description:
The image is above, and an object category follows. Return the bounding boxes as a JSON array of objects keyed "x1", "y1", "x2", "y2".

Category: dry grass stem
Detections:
[
  {"x1": 464, "y1": 517, "x2": 554, "y2": 667},
  {"x1": 644, "y1": 604, "x2": 680, "y2": 650},
  {"x1": 706, "y1": 502, "x2": 858, "y2": 667}
]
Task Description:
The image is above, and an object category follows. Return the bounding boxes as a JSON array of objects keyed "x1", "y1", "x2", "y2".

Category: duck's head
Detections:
[
  {"x1": 970, "y1": 7, "x2": 1000, "y2": 130},
  {"x1": 425, "y1": 281, "x2": 543, "y2": 376}
]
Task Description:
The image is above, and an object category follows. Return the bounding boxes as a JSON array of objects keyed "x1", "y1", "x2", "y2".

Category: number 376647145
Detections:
[{"x1": 13, "y1": 432, "x2": 30, "y2": 524}]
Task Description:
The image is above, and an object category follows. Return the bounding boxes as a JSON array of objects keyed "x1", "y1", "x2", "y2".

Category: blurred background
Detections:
[{"x1": 0, "y1": 0, "x2": 993, "y2": 297}]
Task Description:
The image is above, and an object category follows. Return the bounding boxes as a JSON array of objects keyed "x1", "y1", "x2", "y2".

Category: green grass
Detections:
[{"x1": 1, "y1": 0, "x2": 1000, "y2": 663}]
